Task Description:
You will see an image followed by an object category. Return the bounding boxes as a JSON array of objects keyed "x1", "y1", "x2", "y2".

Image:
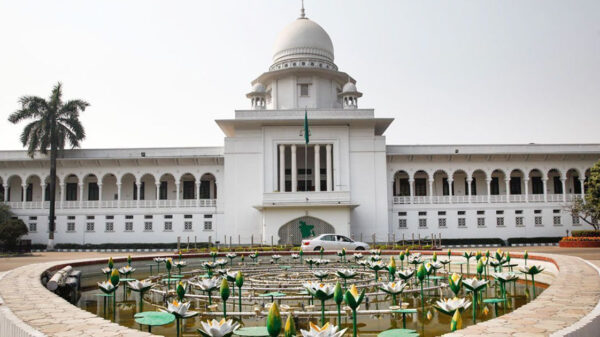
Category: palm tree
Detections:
[{"x1": 8, "y1": 82, "x2": 89, "y2": 249}]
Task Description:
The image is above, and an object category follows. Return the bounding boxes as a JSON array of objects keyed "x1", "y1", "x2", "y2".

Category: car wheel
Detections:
[
  {"x1": 355, "y1": 246, "x2": 365, "y2": 251},
  {"x1": 314, "y1": 246, "x2": 322, "y2": 252}
]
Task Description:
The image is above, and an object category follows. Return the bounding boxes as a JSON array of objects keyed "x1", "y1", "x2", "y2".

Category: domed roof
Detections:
[
  {"x1": 272, "y1": 17, "x2": 334, "y2": 64},
  {"x1": 252, "y1": 82, "x2": 266, "y2": 93},
  {"x1": 342, "y1": 81, "x2": 357, "y2": 93}
]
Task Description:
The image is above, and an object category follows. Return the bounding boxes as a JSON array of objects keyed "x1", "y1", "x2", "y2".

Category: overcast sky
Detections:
[{"x1": 1, "y1": 0, "x2": 599, "y2": 151}]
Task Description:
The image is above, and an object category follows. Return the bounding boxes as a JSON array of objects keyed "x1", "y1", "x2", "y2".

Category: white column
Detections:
[
  {"x1": 2, "y1": 184, "x2": 6, "y2": 202},
  {"x1": 326, "y1": 144, "x2": 332, "y2": 192},
  {"x1": 409, "y1": 178, "x2": 415, "y2": 204},
  {"x1": 21, "y1": 184, "x2": 27, "y2": 205},
  {"x1": 60, "y1": 183, "x2": 66, "y2": 208},
  {"x1": 579, "y1": 178, "x2": 586, "y2": 201},
  {"x1": 291, "y1": 144, "x2": 297, "y2": 192},
  {"x1": 542, "y1": 178, "x2": 548, "y2": 202},
  {"x1": 448, "y1": 179, "x2": 453, "y2": 204},
  {"x1": 176, "y1": 182, "x2": 180, "y2": 203},
  {"x1": 279, "y1": 144, "x2": 286, "y2": 192},
  {"x1": 79, "y1": 183, "x2": 84, "y2": 208},
  {"x1": 524, "y1": 178, "x2": 529, "y2": 203},
  {"x1": 98, "y1": 183, "x2": 103, "y2": 203},
  {"x1": 561, "y1": 178, "x2": 567, "y2": 202},
  {"x1": 156, "y1": 183, "x2": 161, "y2": 201},
  {"x1": 196, "y1": 181, "x2": 201, "y2": 200},
  {"x1": 466, "y1": 178, "x2": 472, "y2": 203},
  {"x1": 117, "y1": 183, "x2": 122, "y2": 201},
  {"x1": 136, "y1": 182, "x2": 141, "y2": 206},
  {"x1": 505, "y1": 178, "x2": 510, "y2": 202},
  {"x1": 314, "y1": 144, "x2": 320, "y2": 192},
  {"x1": 486, "y1": 178, "x2": 492, "y2": 203},
  {"x1": 41, "y1": 183, "x2": 46, "y2": 203},
  {"x1": 428, "y1": 179, "x2": 434, "y2": 203}
]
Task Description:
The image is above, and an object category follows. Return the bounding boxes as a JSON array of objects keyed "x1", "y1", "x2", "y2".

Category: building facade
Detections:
[{"x1": 1, "y1": 10, "x2": 599, "y2": 246}]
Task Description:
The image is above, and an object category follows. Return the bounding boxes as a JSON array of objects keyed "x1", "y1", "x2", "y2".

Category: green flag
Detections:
[{"x1": 303, "y1": 109, "x2": 309, "y2": 144}]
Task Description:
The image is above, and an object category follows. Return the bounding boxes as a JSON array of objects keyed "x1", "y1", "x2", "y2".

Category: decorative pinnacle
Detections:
[{"x1": 300, "y1": 0, "x2": 306, "y2": 18}]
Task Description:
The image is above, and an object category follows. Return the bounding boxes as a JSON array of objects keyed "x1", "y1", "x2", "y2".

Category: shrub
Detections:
[
  {"x1": 506, "y1": 237, "x2": 562, "y2": 245},
  {"x1": 560, "y1": 236, "x2": 600, "y2": 242},
  {"x1": 0, "y1": 218, "x2": 28, "y2": 251},
  {"x1": 571, "y1": 230, "x2": 600, "y2": 237}
]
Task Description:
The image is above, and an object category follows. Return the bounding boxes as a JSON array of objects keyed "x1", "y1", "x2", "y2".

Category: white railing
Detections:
[
  {"x1": 391, "y1": 193, "x2": 580, "y2": 205},
  {"x1": 3, "y1": 199, "x2": 217, "y2": 209}
]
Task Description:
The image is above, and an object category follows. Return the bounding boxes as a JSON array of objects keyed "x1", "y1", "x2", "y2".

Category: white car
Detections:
[{"x1": 301, "y1": 234, "x2": 370, "y2": 251}]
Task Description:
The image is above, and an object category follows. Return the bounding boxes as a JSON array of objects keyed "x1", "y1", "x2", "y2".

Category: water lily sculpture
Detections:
[
  {"x1": 249, "y1": 251, "x2": 259, "y2": 263},
  {"x1": 369, "y1": 255, "x2": 382, "y2": 262},
  {"x1": 226, "y1": 253, "x2": 237, "y2": 265},
  {"x1": 519, "y1": 265, "x2": 544, "y2": 298},
  {"x1": 448, "y1": 273, "x2": 462, "y2": 296},
  {"x1": 493, "y1": 272, "x2": 518, "y2": 304},
  {"x1": 272, "y1": 254, "x2": 282, "y2": 263},
  {"x1": 313, "y1": 270, "x2": 329, "y2": 281},
  {"x1": 101, "y1": 267, "x2": 111, "y2": 280},
  {"x1": 173, "y1": 260, "x2": 186, "y2": 275},
  {"x1": 305, "y1": 258, "x2": 317, "y2": 269},
  {"x1": 118, "y1": 265, "x2": 135, "y2": 278},
  {"x1": 305, "y1": 282, "x2": 335, "y2": 325},
  {"x1": 379, "y1": 281, "x2": 407, "y2": 305},
  {"x1": 202, "y1": 261, "x2": 217, "y2": 277},
  {"x1": 462, "y1": 277, "x2": 489, "y2": 323},
  {"x1": 370, "y1": 249, "x2": 381, "y2": 256},
  {"x1": 462, "y1": 251, "x2": 474, "y2": 275},
  {"x1": 266, "y1": 302, "x2": 282, "y2": 337},
  {"x1": 396, "y1": 268, "x2": 415, "y2": 282},
  {"x1": 408, "y1": 254, "x2": 423, "y2": 267},
  {"x1": 353, "y1": 253, "x2": 363, "y2": 262},
  {"x1": 300, "y1": 322, "x2": 347, "y2": 337},
  {"x1": 153, "y1": 257, "x2": 164, "y2": 274},
  {"x1": 434, "y1": 297, "x2": 471, "y2": 316},
  {"x1": 198, "y1": 319, "x2": 240, "y2": 337},
  {"x1": 344, "y1": 285, "x2": 365, "y2": 337},
  {"x1": 163, "y1": 299, "x2": 198, "y2": 337},
  {"x1": 367, "y1": 260, "x2": 385, "y2": 281},
  {"x1": 216, "y1": 258, "x2": 228, "y2": 267},
  {"x1": 291, "y1": 253, "x2": 300, "y2": 261},
  {"x1": 192, "y1": 277, "x2": 220, "y2": 305},
  {"x1": 315, "y1": 259, "x2": 329, "y2": 266},
  {"x1": 337, "y1": 248, "x2": 347, "y2": 263},
  {"x1": 356, "y1": 259, "x2": 367, "y2": 270},
  {"x1": 98, "y1": 269, "x2": 120, "y2": 319},
  {"x1": 128, "y1": 279, "x2": 153, "y2": 311},
  {"x1": 336, "y1": 269, "x2": 356, "y2": 289}
]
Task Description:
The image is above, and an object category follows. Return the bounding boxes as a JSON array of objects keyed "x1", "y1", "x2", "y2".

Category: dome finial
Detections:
[{"x1": 299, "y1": 0, "x2": 306, "y2": 18}]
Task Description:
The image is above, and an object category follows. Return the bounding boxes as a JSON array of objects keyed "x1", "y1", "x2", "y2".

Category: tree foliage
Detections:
[
  {"x1": 7, "y1": 83, "x2": 88, "y2": 247},
  {"x1": 0, "y1": 204, "x2": 28, "y2": 251},
  {"x1": 569, "y1": 160, "x2": 600, "y2": 231}
]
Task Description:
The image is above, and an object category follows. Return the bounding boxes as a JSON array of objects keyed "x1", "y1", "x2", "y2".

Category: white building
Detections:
[{"x1": 1, "y1": 9, "x2": 599, "y2": 247}]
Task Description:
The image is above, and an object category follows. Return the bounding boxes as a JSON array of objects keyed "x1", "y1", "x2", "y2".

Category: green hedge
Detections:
[
  {"x1": 53, "y1": 242, "x2": 210, "y2": 249},
  {"x1": 441, "y1": 238, "x2": 505, "y2": 246},
  {"x1": 506, "y1": 237, "x2": 562, "y2": 245},
  {"x1": 572, "y1": 230, "x2": 600, "y2": 237}
]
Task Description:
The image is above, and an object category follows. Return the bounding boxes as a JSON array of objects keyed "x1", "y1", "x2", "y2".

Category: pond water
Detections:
[{"x1": 75, "y1": 256, "x2": 546, "y2": 337}]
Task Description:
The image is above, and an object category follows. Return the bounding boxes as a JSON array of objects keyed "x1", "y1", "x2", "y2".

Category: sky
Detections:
[{"x1": 0, "y1": 0, "x2": 599, "y2": 151}]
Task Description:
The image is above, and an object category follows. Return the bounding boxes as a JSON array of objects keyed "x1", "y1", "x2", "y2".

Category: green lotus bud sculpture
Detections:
[
  {"x1": 235, "y1": 271, "x2": 244, "y2": 312},
  {"x1": 524, "y1": 250, "x2": 529, "y2": 266},
  {"x1": 451, "y1": 308, "x2": 463, "y2": 331},
  {"x1": 387, "y1": 256, "x2": 397, "y2": 281},
  {"x1": 333, "y1": 281, "x2": 343, "y2": 323},
  {"x1": 399, "y1": 251, "x2": 405, "y2": 270},
  {"x1": 108, "y1": 257, "x2": 114, "y2": 270},
  {"x1": 448, "y1": 273, "x2": 462, "y2": 296},
  {"x1": 220, "y1": 277, "x2": 230, "y2": 318},
  {"x1": 210, "y1": 250, "x2": 218, "y2": 262},
  {"x1": 462, "y1": 251, "x2": 474, "y2": 275},
  {"x1": 177, "y1": 281, "x2": 186, "y2": 301},
  {"x1": 476, "y1": 259, "x2": 484, "y2": 279},
  {"x1": 127, "y1": 255, "x2": 132, "y2": 266},
  {"x1": 267, "y1": 302, "x2": 282, "y2": 337},
  {"x1": 432, "y1": 252, "x2": 437, "y2": 262},
  {"x1": 417, "y1": 264, "x2": 427, "y2": 314},
  {"x1": 344, "y1": 285, "x2": 365, "y2": 337},
  {"x1": 284, "y1": 313, "x2": 296, "y2": 337}
]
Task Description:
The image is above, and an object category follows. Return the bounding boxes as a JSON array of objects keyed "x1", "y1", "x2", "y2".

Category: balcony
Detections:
[
  {"x1": 392, "y1": 193, "x2": 579, "y2": 205},
  {"x1": 259, "y1": 191, "x2": 357, "y2": 209},
  {"x1": 5, "y1": 199, "x2": 217, "y2": 210}
]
